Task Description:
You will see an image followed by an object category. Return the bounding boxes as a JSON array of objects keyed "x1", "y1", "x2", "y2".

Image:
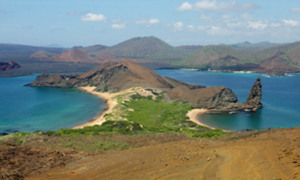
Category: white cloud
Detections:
[
  {"x1": 176, "y1": 0, "x2": 257, "y2": 12},
  {"x1": 172, "y1": 22, "x2": 184, "y2": 31},
  {"x1": 136, "y1": 18, "x2": 160, "y2": 26},
  {"x1": 195, "y1": 0, "x2": 217, "y2": 11},
  {"x1": 81, "y1": 13, "x2": 106, "y2": 22},
  {"x1": 227, "y1": 22, "x2": 243, "y2": 28},
  {"x1": 290, "y1": 7, "x2": 300, "y2": 12},
  {"x1": 149, "y1": 18, "x2": 160, "y2": 24},
  {"x1": 177, "y1": 2, "x2": 193, "y2": 11},
  {"x1": 112, "y1": 23, "x2": 126, "y2": 29},
  {"x1": 197, "y1": 25, "x2": 206, "y2": 30},
  {"x1": 269, "y1": 23, "x2": 281, "y2": 28},
  {"x1": 247, "y1": 21, "x2": 268, "y2": 30},
  {"x1": 199, "y1": 14, "x2": 211, "y2": 21},
  {"x1": 207, "y1": 26, "x2": 231, "y2": 35},
  {"x1": 187, "y1": 25, "x2": 195, "y2": 31},
  {"x1": 240, "y1": 13, "x2": 253, "y2": 20},
  {"x1": 282, "y1": 19, "x2": 299, "y2": 27}
]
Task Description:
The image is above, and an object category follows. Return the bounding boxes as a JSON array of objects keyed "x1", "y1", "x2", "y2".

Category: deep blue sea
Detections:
[
  {"x1": 155, "y1": 70, "x2": 300, "y2": 131},
  {"x1": 0, "y1": 75, "x2": 105, "y2": 134}
]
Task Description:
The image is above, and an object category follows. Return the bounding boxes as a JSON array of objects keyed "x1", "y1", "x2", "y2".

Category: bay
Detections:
[
  {"x1": 155, "y1": 70, "x2": 300, "y2": 131},
  {"x1": 0, "y1": 75, "x2": 105, "y2": 134},
  {"x1": 1, "y1": 70, "x2": 300, "y2": 133}
]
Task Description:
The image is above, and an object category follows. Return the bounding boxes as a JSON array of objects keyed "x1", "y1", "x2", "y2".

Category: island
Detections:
[{"x1": 27, "y1": 59, "x2": 262, "y2": 129}]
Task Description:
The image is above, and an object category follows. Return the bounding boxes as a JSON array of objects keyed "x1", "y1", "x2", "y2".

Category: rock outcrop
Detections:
[
  {"x1": 168, "y1": 85, "x2": 242, "y2": 110},
  {"x1": 0, "y1": 62, "x2": 21, "y2": 71},
  {"x1": 245, "y1": 77, "x2": 263, "y2": 109},
  {"x1": 28, "y1": 59, "x2": 258, "y2": 110}
]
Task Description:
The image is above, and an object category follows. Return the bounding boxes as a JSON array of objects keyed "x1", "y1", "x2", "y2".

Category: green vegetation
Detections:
[
  {"x1": 122, "y1": 94, "x2": 226, "y2": 138},
  {"x1": 43, "y1": 120, "x2": 144, "y2": 136}
]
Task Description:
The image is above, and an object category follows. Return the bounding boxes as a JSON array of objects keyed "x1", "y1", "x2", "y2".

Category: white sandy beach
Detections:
[
  {"x1": 73, "y1": 87, "x2": 116, "y2": 129},
  {"x1": 74, "y1": 86, "x2": 221, "y2": 131},
  {"x1": 186, "y1": 109, "x2": 216, "y2": 129},
  {"x1": 73, "y1": 86, "x2": 139, "y2": 129}
]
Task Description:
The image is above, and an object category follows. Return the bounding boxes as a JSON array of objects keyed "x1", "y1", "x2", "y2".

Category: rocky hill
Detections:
[
  {"x1": 0, "y1": 62, "x2": 20, "y2": 71},
  {"x1": 28, "y1": 60, "x2": 261, "y2": 110}
]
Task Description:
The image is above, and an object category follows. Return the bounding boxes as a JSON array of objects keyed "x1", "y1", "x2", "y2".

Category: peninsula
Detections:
[{"x1": 27, "y1": 59, "x2": 262, "y2": 129}]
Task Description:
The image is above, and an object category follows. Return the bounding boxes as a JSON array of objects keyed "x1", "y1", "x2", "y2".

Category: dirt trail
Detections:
[{"x1": 28, "y1": 128, "x2": 300, "y2": 180}]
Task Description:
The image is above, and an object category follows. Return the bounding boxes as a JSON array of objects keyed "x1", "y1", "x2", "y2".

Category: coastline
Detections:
[
  {"x1": 74, "y1": 86, "x2": 230, "y2": 132},
  {"x1": 73, "y1": 87, "x2": 114, "y2": 129},
  {"x1": 186, "y1": 109, "x2": 215, "y2": 130},
  {"x1": 73, "y1": 86, "x2": 137, "y2": 129},
  {"x1": 187, "y1": 109, "x2": 231, "y2": 132}
]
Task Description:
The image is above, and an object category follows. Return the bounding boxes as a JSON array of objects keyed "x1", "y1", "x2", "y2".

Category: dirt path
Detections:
[{"x1": 28, "y1": 128, "x2": 300, "y2": 180}]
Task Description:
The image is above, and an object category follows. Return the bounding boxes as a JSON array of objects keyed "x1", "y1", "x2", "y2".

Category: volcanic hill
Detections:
[{"x1": 28, "y1": 59, "x2": 261, "y2": 110}]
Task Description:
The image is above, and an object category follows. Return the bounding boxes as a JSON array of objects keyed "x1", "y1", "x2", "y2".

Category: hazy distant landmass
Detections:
[
  {"x1": 1, "y1": 36, "x2": 300, "y2": 77},
  {"x1": 0, "y1": 62, "x2": 20, "y2": 71}
]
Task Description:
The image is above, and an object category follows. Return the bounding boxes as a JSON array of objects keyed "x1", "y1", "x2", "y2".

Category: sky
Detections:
[{"x1": 1, "y1": 0, "x2": 300, "y2": 47}]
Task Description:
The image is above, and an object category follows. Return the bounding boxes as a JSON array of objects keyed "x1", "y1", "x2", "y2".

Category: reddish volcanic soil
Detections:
[{"x1": 20, "y1": 127, "x2": 300, "y2": 180}]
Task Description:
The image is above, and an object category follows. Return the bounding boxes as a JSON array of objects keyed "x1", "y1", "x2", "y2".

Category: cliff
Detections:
[{"x1": 27, "y1": 60, "x2": 259, "y2": 110}]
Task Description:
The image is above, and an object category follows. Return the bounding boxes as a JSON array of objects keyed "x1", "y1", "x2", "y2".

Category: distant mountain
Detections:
[
  {"x1": 180, "y1": 45, "x2": 255, "y2": 66},
  {"x1": 230, "y1": 41, "x2": 281, "y2": 51},
  {"x1": 52, "y1": 49, "x2": 98, "y2": 63},
  {"x1": 1, "y1": 38, "x2": 300, "y2": 75},
  {"x1": 176, "y1": 45, "x2": 203, "y2": 51},
  {"x1": 0, "y1": 44, "x2": 64, "y2": 61},
  {"x1": 256, "y1": 52, "x2": 299, "y2": 73},
  {"x1": 178, "y1": 42, "x2": 300, "y2": 73},
  {"x1": 45, "y1": 44, "x2": 64, "y2": 48},
  {"x1": 97, "y1": 36, "x2": 192, "y2": 62},
  {"x1": 79, "y1": 45, "x2": 108, "y2": 57}
]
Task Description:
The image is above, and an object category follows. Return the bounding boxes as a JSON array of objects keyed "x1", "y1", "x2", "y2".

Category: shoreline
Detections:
[
  {"x1": 74, "y1": 87, "x2": 231, "y2": 132},
  {"x1": 186, "y1": 109, "x2": 231, "y2": 132},
  {"x1": 186, "y1": 109, "x2": 215, "y2": 130},
  {"x1": 73, "y1": 87, "x2": 114, "y2": 129}
]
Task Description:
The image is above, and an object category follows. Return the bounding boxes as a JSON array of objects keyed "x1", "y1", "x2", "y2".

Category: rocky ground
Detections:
[{"x1": 1, "y1": 127, "x2": 299, "y2": 180}]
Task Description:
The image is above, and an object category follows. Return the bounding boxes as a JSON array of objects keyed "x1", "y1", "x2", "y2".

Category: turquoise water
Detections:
[
  {"x1": 0, "y1": 75, "x2": 105, "y2": 134},
  {"x1": 156, "y1": 70, "x2": 300, "y2": 131}
]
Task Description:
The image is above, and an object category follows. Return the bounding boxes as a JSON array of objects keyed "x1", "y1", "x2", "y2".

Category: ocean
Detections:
[
  {"x1": 1, "y1": 70, "x2": 300, "y2": 133},
  {"x1": 0, "y1": 74, "x2": 105, "y2": 134},
  {"x1": 155, "y1": 70, "x2": 300, "y2": 131}
]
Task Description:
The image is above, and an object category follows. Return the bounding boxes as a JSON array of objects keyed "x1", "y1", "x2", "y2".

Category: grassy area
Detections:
[{"x1": 121, "y1": 93, "x2": 227, "y2": 138}]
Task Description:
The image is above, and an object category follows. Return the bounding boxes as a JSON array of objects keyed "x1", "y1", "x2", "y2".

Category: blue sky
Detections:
[{"x1": 1, "y1": 0, "x2": 300, "y2": 47}]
